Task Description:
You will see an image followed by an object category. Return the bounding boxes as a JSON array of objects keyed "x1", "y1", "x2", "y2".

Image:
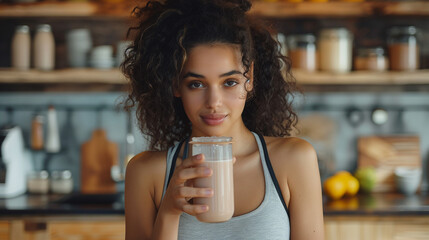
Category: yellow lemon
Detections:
[
  {"x1": 345, "y1": 176, "x2": 360, "y2": 197},
  {"x1": 323, "y1": 176, "x2": 346, "y2": 200}
]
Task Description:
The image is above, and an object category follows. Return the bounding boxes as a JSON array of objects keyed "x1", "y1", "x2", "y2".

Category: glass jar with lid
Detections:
[
  {"x1": 318, "y1": 28, "x2": 353, "y2": 73},
  {"x1": 354, "y1": 47, "x2": 388, "y2": 71},
  {"x1": 287, "y1": 34, "x2": 317, "y2": 72},
  {"x1": 27, "y1": 170, "x2": 49, "y2": 194},
  {"x1": 387, "y1": 26, "x2": 420, "y2": 71},
  {"x1": 50, "y1": 170, "x2": 73, "y2": 194}
]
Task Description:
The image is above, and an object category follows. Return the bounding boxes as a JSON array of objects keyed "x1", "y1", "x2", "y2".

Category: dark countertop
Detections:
[
  {"x1": 0, "y1": 192, "x2": 125, "y2": 216},
  {"x1": 1, "y1": 192, "x2": 429, "y2": 217},
  {"x1": 323, "y1": 192, "x2": 429, "y2": 216}
]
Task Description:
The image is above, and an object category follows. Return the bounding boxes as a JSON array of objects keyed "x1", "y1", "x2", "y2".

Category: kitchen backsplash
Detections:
[{"x1": 1, "y1": 91, "x2": 428, "y2": 191}]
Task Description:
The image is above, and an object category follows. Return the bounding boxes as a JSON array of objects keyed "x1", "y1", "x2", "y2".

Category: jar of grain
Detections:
[
  {"x1": 354, "y1": 47, "x2": 388, "y2": 71},
  {"x1": 50, "y1": 170, "x2": 73, "y2": 194},
  {"x1": 318, "y1": 28, "x2": 353, "y2": 73},
  {"x1": 27, "y1": 171, "x2": 49, "y2": 194},
  {"x1": 287, "y1": 34, "x2": 317, "y2": 72},
  {"x1": 387, "y1": 26, "x2": 419, "y2": 71}
]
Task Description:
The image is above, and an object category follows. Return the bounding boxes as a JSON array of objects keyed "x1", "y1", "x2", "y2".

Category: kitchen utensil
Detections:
[
  {"x1": 358, "y1": 135, "x2": 421, "y2": 192},
  {"x1": 346, "y1": 107, "x2": 364, "y2": 128},
  {"x1": 111, "y1": 110, "x2": 134, "y2": 183},
  {"x1": 45, "y1": 105, "x2": 61, "y2": 153},
  {"x1": 371, "y1": 107, "x2": 389, "y2": 126},
  {"x1": 0, "y1": 126, "x2": 32, "y2": 198},
  {"x1": 81, "y1": 127, "x2": 118, "y2": 194}
]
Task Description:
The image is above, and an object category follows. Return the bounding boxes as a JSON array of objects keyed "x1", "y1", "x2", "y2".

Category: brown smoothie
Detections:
[{"x1": 194, "y1": 159, "x2": 234, "y2": 223}]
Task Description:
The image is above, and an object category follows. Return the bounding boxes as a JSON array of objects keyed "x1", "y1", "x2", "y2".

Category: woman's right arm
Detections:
[{"x1": 125, "y1": 152, "x2": 213, "y2": 240}]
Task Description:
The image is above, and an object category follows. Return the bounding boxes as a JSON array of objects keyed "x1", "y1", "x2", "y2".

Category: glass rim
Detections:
[{"x1": 189, "y1": 136, "x2": 233, "y2": 144}]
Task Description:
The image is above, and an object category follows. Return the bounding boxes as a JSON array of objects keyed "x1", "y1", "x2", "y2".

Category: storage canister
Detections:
[
  {"x1": 27, "y1": 170, "x2": 49, "y2": 194},
  {"x1": 50, "y1": 170, "x2": 73, "y2": 194},
  {"x1": 11, "y1": 25, "x2": 31, "y2": 70},
  {"x1": 318, "y1": 28, "x2": 353, "y2": 73},
  {"x1": 354, "y1": 47, "x2": 388, "y2": 71},
  {"x1": 287, "y1": 34, "x2": 317, "y2": 72},
  {"x1": 34, "y1": 24, "x2": 55, "y2": 71},
  {"x1": 388, "y1": 26, "x2": 419, "y2": 71}
]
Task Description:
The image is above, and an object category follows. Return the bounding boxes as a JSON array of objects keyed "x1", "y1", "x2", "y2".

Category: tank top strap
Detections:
[
  {"x1": 253, "y1": 132, "x2": 290, "y2": 216},
  {"x1": 162, "y1": 139, "x2": 186, "y2": 199}
]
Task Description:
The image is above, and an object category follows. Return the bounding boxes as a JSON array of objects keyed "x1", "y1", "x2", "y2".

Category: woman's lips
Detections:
[{"x1": 201, "y1": 114, "x2": 227, "y2": 126}]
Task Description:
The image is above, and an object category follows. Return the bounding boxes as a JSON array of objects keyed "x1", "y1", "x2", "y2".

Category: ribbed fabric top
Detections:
[{"x1": 161, "y1": 132, "x2": 290, "y2": 240}]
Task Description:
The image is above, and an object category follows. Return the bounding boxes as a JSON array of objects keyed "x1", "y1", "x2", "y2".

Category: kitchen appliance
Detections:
[{"x1": 0, "y1": 126, "x2": 32, "y2": 198}]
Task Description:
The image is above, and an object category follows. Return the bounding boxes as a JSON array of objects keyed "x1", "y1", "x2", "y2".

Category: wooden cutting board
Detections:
[
  {"x1": 358, "y1": 135, "x2": 421, "y2": 192},
  {"x1": 81, "y1": 129, "x2": 118, "y2": 194}
]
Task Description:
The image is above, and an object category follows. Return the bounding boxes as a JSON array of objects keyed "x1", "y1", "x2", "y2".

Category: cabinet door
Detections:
[
  {"x1": 49, "y1": 221, "x2": 125, "y2": 240},
  {"x1": 0, "y1": 221, "x2": 10, "y2": 240}
]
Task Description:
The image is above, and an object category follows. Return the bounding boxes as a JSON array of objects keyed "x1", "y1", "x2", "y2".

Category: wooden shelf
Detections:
[
  {"x1": 0, "y1": 68, "x2": 126, "y2": 84},
  {"x1": 1, "y1": 1, "x2": 429, "y2": 18},
  {"x1": 293, "y1": 69, "x2": 429, "y2": 85},
  {"x1": 1, "y1": 68, "x2": 429, "y2": 87},
  {"x1": 250, "y1": 1, "x2": 429, "y2": 18}
]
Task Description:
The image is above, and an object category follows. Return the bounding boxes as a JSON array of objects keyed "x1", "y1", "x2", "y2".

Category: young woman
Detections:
[{"x1": 122, "y1": 0, "x2": 324, "y2": 239}]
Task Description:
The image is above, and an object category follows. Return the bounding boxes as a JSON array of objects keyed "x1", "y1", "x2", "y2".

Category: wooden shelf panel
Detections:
[
  {"x1": 1, "y1": 68, "x2": 429, "y2": 86},
  {"x1": 293, "y1": 69, "x2": 429, "y2": 85},
  {"x1": 1, "y1": 1, "x2": 429, "y2": 18},
  {"x1": 0, "y1": 68, "x2": 127, "y2": 84},
  {"x1": 250, "y1": 1, "x2": 429, "y2": 18}
]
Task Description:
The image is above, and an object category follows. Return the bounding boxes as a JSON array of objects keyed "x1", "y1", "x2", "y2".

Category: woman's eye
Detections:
[
  {"x1": 224, "y1": 80, "x2": 238, "y2": 87},
  {"x1": 188, "y1": 81, "x2": 204, "y2": 89}
]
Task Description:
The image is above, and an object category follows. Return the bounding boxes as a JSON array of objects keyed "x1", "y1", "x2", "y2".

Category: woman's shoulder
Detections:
[
  {"x1": 126, "y1": 150, "x2": 168, "y2": 183},
  {"x1": 263, "y1": 136, "x2": 317, "y2": 171}
]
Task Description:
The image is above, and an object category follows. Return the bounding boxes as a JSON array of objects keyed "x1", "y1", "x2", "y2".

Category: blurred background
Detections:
[{"x1": 0, "y1": 0, "x2": 429, "y2": 239}]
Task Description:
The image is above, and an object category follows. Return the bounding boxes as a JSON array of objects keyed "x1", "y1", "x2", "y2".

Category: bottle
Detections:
[
  {"x1": 31, "y1": 114, "x2": 44, "y2": 150},
  {"x1": 34, "y1": 24, "x2": 55, "y2": 71},
  {"x1": 45, "y1": 106, "x2": 61, "y2": 153},
  {"x1": 11, "y1": 25, "x2": 31, "y2": 70}
]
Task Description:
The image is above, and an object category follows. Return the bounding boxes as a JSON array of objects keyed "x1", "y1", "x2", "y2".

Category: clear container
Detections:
[
  {"x1": 354, "y1": 47, "x2": 388, "y2": 71},
  {"x1": 27, "y1": 171, "x2": 49, "y2": 194},
  {"x1": 11, "y1": 25, "x2": 31, "y2": 70},
  {"x1": 190, "y1": 137, "x2": 234, "y2": 223},
  {"x1": 50, "y1": 170, "x2": 73, "y2": 194},
  {"x1": 318, "y1": 28, "x2": 353, "y2": 73},
  {"x1": 287, "y1": 34, "x2": 317, "y2": 72},
  {"x1": 388, "y1": 26, "x2": 419, "y2": 71}
]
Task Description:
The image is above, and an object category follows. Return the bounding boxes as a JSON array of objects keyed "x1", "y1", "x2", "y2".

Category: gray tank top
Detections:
[{"x1": 162, "y1": 132, "x2": 290, "y2": 240}]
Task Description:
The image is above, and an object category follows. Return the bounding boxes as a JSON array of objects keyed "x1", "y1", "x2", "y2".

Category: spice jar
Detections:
[
  {"x1": 318, "y1": 28, "x2": 353, "y2": 73},
  {"x1": 287, "y1": 34, "x2": 317, "y2": 72},
  {"x1": 27, "y1": 171, "x2": 49, "y2": 194},
  {"x1": 354, "y1": 47, "x2": 388, "y2": 71},
  {"x1": 388, "y1": 26, "x2": 419, "y2": 71},
  {"x1": 31, "y1": 114, "x2": 44, "y2": 150},
  {"x1": 11, "y1": 25, "x2": 31, "y2": 71},
  {"x1": 34, "y1": 24, "x2": 55, "y2": 71},
  {"x1": 50, "y1": 170, "x2": 73, "y2": 194}
]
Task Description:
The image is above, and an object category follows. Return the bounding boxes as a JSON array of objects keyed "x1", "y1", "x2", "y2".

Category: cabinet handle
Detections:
[{"x1": 24, "y1": 221, "x2": 47, "y2": 232}]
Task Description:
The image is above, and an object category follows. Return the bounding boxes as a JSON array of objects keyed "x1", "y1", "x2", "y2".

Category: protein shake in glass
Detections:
[{"x1": 190, "y1": 137, "x2": 234, "y2": 223}]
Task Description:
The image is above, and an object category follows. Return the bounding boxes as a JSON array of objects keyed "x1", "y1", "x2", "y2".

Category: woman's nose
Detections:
[{"x1": 205, "y1": 87, "x2": 222, "y2": 109}]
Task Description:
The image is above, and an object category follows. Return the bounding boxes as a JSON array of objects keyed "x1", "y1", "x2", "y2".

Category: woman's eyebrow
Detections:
[{"x1": 183, "y1": 70, "x2": 243, "y2": 79}]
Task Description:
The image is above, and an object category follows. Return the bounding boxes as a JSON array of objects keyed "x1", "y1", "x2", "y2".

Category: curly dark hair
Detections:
[{"x1": 122, "y1": 0, "x2": 298, "y2": 151}]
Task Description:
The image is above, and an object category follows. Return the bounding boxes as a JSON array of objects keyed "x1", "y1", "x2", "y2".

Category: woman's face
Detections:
[{"x1": 175, "y1": 43, "x2": 252, "y2": 137}]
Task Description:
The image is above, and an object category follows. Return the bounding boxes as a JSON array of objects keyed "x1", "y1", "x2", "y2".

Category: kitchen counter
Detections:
[
  {"x1": 1, "y1": 192, "x2": 429, "y2": 217},
  {"x1": 0, "y1": 193, "x2": 124, "y2": 216},
  {"x1": 323, "y1": 192, "x2": 429, "y2": 216}
]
